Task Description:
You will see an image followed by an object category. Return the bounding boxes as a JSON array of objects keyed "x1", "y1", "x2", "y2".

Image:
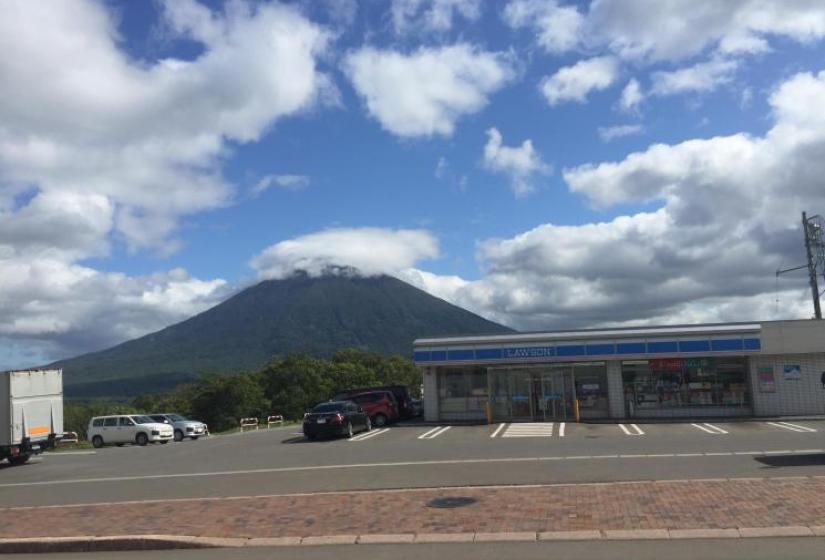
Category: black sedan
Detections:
[{"x1": 303, "y1": 400, "x2": 371, "y2": 440}]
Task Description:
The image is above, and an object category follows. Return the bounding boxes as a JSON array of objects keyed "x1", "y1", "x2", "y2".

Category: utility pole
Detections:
[
  {"x1": 777, "y1": 212, "x2": 824, "y2": 319},
  {"x1": 803, "y1": 212, "x2": 822, "y2": 319}
]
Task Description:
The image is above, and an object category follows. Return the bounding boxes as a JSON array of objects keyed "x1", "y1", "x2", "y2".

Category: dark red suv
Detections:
[{"x1": 343, "y1": 391, "x2": 399, "y2": 427}]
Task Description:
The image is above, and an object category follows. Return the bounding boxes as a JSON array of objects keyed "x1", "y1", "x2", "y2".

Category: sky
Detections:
[{"x1": 2, "y1": 0, "x2": 825, "y2": 368}]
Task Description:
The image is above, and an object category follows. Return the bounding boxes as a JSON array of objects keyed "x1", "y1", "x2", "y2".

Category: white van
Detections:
[{"x1": 87, "y1": 415, "x2": 173, "y2": 448}]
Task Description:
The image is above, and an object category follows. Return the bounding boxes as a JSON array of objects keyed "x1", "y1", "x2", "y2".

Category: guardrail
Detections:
[
  {"x1": 239, "y1": 417, "x2": 259, "y2": 432},
  {"x1": 266, "y1": 415, "x2": 284, "y2": 428},
  {"x1": 60, "y1": 432, "x2": 79, "y2": 445}
]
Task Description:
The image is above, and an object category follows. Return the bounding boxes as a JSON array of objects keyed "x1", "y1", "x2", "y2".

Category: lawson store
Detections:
[{"x1": 414, "y1": 320, "x2": 825, "y2": 423}]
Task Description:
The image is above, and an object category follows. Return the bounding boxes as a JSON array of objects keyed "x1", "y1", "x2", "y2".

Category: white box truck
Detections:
[{"x1": 1, "y1": 369, "x2": 63, "y2": 466}]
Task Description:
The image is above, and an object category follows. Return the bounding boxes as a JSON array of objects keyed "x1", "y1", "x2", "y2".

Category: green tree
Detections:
[
  {"x1": 260, "y1": 354, "x2": 333, "y2": 420},
  {"x1": 189, "y1": 373, "x2": 268, "y2": 432}
]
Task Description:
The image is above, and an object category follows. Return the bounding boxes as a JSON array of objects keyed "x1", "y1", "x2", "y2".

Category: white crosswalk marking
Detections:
[
  {"x1": 559, "y1": 422, "x2": 566, "y2": 437},
  {"x1": 501, "y1": 422, "x2": 554, "y2": 438},
  {"x1": 490, "y1": 423, "x2": 506, "y2": 438},
  {"x1": 691, "y1": 423, "x2": 728, "y2": 434},
  {"x1": 348, "y1": 428, "x2": 390, "y2": 442},
  {"x1": 417, "y1": 426, "x2": 451, "y2": 440},
  {"x1": 618, "y1": 423, "x2": 644, "y2": 436},
  {"x1": 768, "y1": 421, "x2": 818, "y2": 433}
]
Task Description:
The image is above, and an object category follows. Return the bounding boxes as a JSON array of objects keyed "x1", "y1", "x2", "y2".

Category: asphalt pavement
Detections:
[
  {"x1": 2, "y1": 419, "x2": 825, "y2": 507},
  {"x1": 4, "y1": 538, "x2": 825, "y2": 560}
]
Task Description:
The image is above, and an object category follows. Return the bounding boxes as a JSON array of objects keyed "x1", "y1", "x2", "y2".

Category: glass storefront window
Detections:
[
  {"x1": 438, "y1": 366, "x2": 488, "y2": 420},
  {"x1": 622, "y1": 357, "x2": 749, "y2": 412},
  {"x1": 573, "y1": 364, "x2": 609, "y2": 418}
]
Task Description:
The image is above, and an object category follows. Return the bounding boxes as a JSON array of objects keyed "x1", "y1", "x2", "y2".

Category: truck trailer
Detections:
[{"x1": 1, "y1": 369, "x2": 63, "y2": 466}]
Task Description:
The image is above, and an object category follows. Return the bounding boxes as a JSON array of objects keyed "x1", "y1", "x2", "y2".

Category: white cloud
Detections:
[
  {"x1": 401, "y1": 69, "x2": 825, "y2": 331},
  {"x1": 0, "y1": 0, "x2": 331, "y2": 253},
  {"x1": 0, "y1": 0, "x2": 332, "y2": 367},
  {"x1": 343, "y1": 44, "x2": 517, "y2": 137},
  {"x1": 250, "y1": 228, "x2": 440, "y2": 279},
  {"x1": 504, "y1": 1, "x2": 825, "y2": 68},
  {"x1": 482, "y1": 128, "x2": 550, "y2": 197},
  {"x1": 597, "y1": 124, "x2": 644, "y2": 142},
  {"x1": 540, "y1": 56, "x2": 619, "y2": 105},
  {"x1": 619, "y1": 78, "x2": 643, "y2": 112},
  {"x1": 252, "y1": 174, "x2": 310, "y2": 196},
  {"x1": 651, "y1": 57, "x2": 739, "y2": 96},
  {"x1": 502, "y1": 0, "x2": 583, "y2": 53},
  {"x1": 391, "y1": 0, "x2": 482, "y2": 34},
  {"x1": 585, "y1": 0, "x2": 825, "y2": 62},
  {"x1": 0, "y1": 256, "x2": 229, "y2": 367}
]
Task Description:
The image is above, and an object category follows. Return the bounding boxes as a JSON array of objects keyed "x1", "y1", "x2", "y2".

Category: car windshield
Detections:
[
  {"x1": 131, "y1": 415, "x2": 156, "y2": 424},
  {"x1": 167, "y1": 414, "x2": 187, "y2": 422},
  {"x1": 311, "y1": 402, "x2": 345, "y2": 413}
]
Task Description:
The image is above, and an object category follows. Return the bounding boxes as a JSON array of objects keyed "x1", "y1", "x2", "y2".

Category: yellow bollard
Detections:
[{"x1": 574, "y1": 399, "x2": 580, "y2": 423}]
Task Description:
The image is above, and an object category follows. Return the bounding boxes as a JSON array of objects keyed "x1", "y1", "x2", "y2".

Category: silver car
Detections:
[{"x1": 148, "y1": 413, "x2": 207, "y2": 442}]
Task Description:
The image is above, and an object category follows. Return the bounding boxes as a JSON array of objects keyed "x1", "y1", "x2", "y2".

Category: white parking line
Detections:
[
  {"x1": 768, "y1": 421, "x2": 817, "y2": 433},
  {"x1": 502, "y1": 422, "x2": 554, "y2": 438},
  {"x1": 44, "y1": 451, "x2": 97, "y2": 456},
  {"x1": 691, "y1": 423, "x2": 728, "y2": 434},
  {"x1": 618, "y1": 423, "x2": 644, "y2": 436},
  {"x1": 490, "y1": 423, "x2": 506, "y2": 438},
  {"x1": 559, "y1": 422, "x2": 566, "y2": 437},
  {"x1": 417, "y1": 426, "x2": 451, "y2": 440},
  {"x1": 348, "y1": 428, "x2": 390, "y2": 442}
]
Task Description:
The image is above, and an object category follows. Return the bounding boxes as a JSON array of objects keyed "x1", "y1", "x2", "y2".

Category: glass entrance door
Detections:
[
  {"x1": 488, "y1": 366, "x2": 576, "y2": 422},
  {"x1": 535, "y1": 369, "x2": 573, "y2": 421}
]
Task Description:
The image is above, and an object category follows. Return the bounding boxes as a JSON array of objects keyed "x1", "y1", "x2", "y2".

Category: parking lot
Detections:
[{"x1": 1, "y1": 419, "x2": 824, "y2": 508}]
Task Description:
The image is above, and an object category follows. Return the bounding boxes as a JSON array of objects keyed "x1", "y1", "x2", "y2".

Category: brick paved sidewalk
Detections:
[{"x1": 3, "y1": 477, "x2": 825, "y2": 539}]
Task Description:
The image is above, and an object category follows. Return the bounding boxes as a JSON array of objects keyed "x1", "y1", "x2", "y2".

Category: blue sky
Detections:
[{"x1": 3, "y1": 0, "x2": 825, "y2": 367}]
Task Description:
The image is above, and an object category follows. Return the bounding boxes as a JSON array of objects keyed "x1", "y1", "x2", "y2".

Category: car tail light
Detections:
[{"x1": 332, "y1": 413, "x2": 344, "y2": 423}]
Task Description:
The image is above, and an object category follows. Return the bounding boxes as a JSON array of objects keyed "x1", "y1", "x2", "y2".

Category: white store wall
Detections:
[{"x1": 750, "y1": 353, "x2": 825, "y2": 416}]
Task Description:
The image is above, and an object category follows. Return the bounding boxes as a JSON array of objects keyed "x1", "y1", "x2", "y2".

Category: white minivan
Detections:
[{"x1": 88, "y1": 415, "x2": 174, "y2": 448}]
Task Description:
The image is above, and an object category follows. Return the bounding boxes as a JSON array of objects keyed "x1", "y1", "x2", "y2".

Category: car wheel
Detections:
[
  {"x1": 8, "y1": 454, "x2": 30, "y2": 466},
  {"x1": 365, "y1": 417, "x2": 372, "y2": 432},
  {"x1": 136, "y1": 433, "x2": 149, "y2": 446},
  {"x1": 373, "y1": 413, "x2": 388, "y2": 427},
  {"x1": 92, "y1": 436, "x2": 104, "y2": 449},
  {"x1": 346, "y1": 422, "x2": 354, "y2": 438},
  {"x1": 174, "y1": 430, "x2": 184, "y2": 442}
]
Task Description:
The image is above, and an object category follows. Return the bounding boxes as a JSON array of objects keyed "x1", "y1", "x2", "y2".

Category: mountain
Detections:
[{"x1": 53, "y1": 273, "x2": 513, "y2": 397}]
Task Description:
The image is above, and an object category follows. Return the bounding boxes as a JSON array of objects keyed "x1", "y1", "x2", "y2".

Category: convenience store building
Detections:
[{"x1": 414, "y1": 320, "x2": 825, "y2": 422}]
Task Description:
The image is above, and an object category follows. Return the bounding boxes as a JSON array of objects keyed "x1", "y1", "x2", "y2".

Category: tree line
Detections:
[{"x1": 64, "y1": 349, "x2": 422, "y2": 438}]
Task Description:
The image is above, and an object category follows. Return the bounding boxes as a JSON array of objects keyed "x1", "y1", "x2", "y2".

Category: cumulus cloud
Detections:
[
  {"x1": 250, "y1": 228, "x2": 440, "y2": 279},
  {"x1": 252, "y1": 174, "x2": 310, "y2": 196},
  {"x1": 0, "y1": 257, "x2": 230, "y2": 367},
  {"x1": 0, "y1": 0, "x2": 331, "y2": 252},
  {"x1": 391, "y1": 0, "x2": 482, "y2": 34},
  {"x1": 0, "y1": 0, "x2": 332, "y2": 367},
  {"x1": 540, "y1": 56, "x2": 619, "y2": 105},
  {"x1": 343, "y1": 44, "x2": 517, "y2": 137},
  {"x1": 651, "y1": 57, "x2": 739, "y2": 96},
  {"x1": 502, "y1": 0, "x2": 825, "y2": 104},
  {"x1": 584, "y1": 0, "x2": 825, "y2": 62},
  {"x1": 399, "y1": 69, "x2": 825, "y2": 331},
  {"x1": 482, "y1": 128, "x2": 550, "y2": 197},
  {"x1": 502, "y1": 0, "x2": 583, "y2": 53},
  {"x1": 597, "y1": 124, "x2": 644, "y2": 142},
  {"x1": 619, "y1": 78, "x2": 644, "y2": 112}
]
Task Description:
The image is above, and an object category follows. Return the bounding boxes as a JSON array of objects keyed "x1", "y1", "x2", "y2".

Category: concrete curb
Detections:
[{"x1": 3, "y1": 527, "x2": 825, "y2": 553}]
